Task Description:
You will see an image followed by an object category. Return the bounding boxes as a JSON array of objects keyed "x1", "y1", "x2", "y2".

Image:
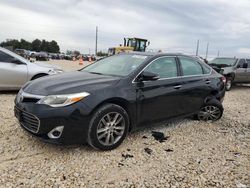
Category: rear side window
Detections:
[
  {"x1": 144, "y1": 57, "x2": 177, "y2": 78},
  {"x1": 0, "y1": 50, "x2": 15, "y2": 63},
  {"x1": 179, "y1": 57, "x2": 203, "y2": 76}
]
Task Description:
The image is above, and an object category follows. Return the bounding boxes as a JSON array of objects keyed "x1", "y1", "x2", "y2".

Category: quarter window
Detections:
[
  {"x1": 201, "y1": 64, "x2": 211, "y2": 74},
  {"x1": 0, "y1": 51, "x2": 15, "y2": 63},
  {"x1": 179, "y1": 57, "x2": 203, "y2": 76},
  {"x1": 144, "y1": 57, "x2": 178, "y2": 79}
]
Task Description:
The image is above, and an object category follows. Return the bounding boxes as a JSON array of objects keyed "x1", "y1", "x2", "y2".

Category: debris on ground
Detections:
[
  {"x1": 165, "y1": 149, "x2": 174, "y2": 152},
  {"x1": 122, "y1": 153, "x2": 134, "y2": 159},
  {"x1": 151, "y1": 131, "x2": 169, "y2": 142},
  {"x1": 144, "y1": 148, "x2": 153, "y2": 155}
]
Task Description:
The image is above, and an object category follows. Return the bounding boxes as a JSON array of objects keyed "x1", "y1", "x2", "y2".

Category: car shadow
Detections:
[
  {"x1": 231, "y1": 84, "x2": 250, "y2": 90},
  {"x1": 29, "y1": 118, "x2": 189, "y2": 152},
  {"x1": 0, "y1": 91, "x2": 18, "y2": 94}
]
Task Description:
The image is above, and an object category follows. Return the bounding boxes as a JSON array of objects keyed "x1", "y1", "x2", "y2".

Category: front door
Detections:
[
  {"x1": 235, "y1": 59, "x2": 248, "y2": 82},
  {"x1": 0, "y1": 50, "x2": 28, "y2": 89},
  {"x1": 136, "y1": 56, "x2": 183, "y2": 125},
  {"x1": 246, "y1": 59, "x2": 250, "y2": 82}
]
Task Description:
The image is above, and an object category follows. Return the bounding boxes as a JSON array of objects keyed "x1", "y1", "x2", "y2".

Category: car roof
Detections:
[{"x1": 125, "y1": 51, "x2": 189, "y2": 57}]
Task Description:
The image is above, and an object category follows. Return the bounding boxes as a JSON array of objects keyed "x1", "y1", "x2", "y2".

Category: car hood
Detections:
[
  {"x1": 23, "y1": 71, "x2": 121, "y2": 95},
  {"x1": 208, "y1": 64, "x2": 234, "y2": 74}
]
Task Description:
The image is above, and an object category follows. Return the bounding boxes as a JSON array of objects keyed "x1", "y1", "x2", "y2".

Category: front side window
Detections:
[
  {"x1": 237, "y1": 59, "x2": 246, "y2": 68},
  {"x1": 179, "y1": 57, "x2": 203, "y2": 76},
  {"x1": 246, "y1": 59, "x2": 250, "y2": 67},
  {"x1": 0, "y1": 51, "x2": 15, "y2": 63},
  {"x1": 83, "y1": 54, "x2": 148, "y2": 76},
  {"x1": 144, "y1": 57, "x2": 177, "y2": 78}
]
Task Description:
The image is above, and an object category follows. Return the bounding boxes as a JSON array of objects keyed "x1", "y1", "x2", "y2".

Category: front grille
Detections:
[
  {"x1": 15, "y1": 106, "x2": 40, "y2": 133},
  {"x1": 22, "y1": 97, "x2": 40, "y2": 103}
]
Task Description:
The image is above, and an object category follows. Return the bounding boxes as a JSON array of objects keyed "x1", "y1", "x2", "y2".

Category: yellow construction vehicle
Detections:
[{"x1": 108, "y1": 37, "x2": 150, "y2": 56}]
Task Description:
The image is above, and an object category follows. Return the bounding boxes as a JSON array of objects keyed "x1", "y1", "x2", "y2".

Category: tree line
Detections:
[{"x1": 0, "y1": 39, "x2": 60, "y2": 53}]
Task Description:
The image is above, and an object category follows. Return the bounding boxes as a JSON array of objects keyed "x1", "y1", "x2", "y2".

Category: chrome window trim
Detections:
[
  {"x1": 22, "y1": 91, "x2": 45, "y2": 99},
  {"x1": 132, "y1": 56, "x2": 212, "y2": 83}
]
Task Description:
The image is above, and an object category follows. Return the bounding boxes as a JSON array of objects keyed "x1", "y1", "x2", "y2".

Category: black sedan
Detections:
[{"x1": 14, "y1": 53, "x2": 226, "y2": 150}]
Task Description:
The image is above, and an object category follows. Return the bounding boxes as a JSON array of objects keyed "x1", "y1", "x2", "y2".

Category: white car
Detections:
[{"x1": 0, "y1": 47, "x2": 63, "y2": 91}]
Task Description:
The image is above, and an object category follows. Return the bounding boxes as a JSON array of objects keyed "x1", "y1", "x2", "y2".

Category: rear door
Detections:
[
  {"x1": 0, "y1": 50, "x2": 28, "y2": 89},
  {"x1": 177, "y1": 56, "x2": 212, "y2": 114},
  {"x1": 136, "y1": 56, "x2": 183, "y2": 125},
  {"x1": 235, "y1": 59, "x2": 248, "y2": 82}
]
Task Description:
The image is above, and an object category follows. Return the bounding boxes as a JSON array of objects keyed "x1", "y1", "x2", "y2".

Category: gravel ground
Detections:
[
  {"x1": 0, "y1": 60, "x2": 249, "y2": 188},
  {"x1": 41, "y1": 59, "x2": 91, "y2": 72}
]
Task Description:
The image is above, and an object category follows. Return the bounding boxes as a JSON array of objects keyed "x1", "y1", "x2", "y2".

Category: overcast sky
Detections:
[{"x1": 0, "y1": 0, "x2": 250, "y2": 58}]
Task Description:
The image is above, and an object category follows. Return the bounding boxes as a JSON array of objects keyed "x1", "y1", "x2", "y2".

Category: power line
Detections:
[
  {"x1": 95, "y1": 26, "x2": 98, "y2": 56},
  {"x1": 205, "y1": 42, "x2": 209, "y2": 59}
]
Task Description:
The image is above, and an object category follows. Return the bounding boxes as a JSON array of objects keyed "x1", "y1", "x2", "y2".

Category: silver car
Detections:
[
  {"x1": 209, "y1": 57, "x2": 250, "y2": 90},
  {"x1": 0, "y1": 47, "x2": 63, "y2": 91}
]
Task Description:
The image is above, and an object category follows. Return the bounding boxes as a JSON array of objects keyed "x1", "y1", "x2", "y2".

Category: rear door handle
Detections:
[{"x1": 173, "y1": 85, "x2": 182, "y2": 89}]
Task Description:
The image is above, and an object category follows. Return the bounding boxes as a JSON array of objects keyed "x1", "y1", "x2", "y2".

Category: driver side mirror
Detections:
[
  {"x1": 11, "y1": 59, "x2": 25, "y2": 65},
  {"x1": 138, "y1": 71, "x2": 160, "y2": 82}
]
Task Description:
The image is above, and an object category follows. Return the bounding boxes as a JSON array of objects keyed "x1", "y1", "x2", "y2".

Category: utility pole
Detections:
[
  {"x1": 95, "y1": 26, "x2": 98, "y2": 56},
  {"x1": 196, "y1": 39, "x2": 199, "y2": 56},
  {"x1": 217, "y1": 50, "x2": 220, "y2": 57},
  {"x1": 205, "y1": 42, "x2": 209, "y2": 59}
]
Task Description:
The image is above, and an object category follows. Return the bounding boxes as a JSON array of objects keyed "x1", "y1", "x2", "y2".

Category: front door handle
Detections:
[
  {"x1": 173, "y1": 85, "x2": 182, "y2": 89},
  {"x1": 205, "y1": 80, "x2": 211, "y2": 84}
]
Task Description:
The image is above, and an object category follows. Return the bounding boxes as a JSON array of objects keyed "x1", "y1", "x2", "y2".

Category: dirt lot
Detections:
[{"x1": 0, "y1": 60, "x2": 249, "y2": 188}]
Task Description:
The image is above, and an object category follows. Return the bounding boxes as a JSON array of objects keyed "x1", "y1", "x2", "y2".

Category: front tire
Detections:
[
  {"x1": 225, "y1": 77, "x2": 232, "y2": 91},
  {"x1": 197, "y1": 99, "x2": 223, "y2": 121},
  {"x1": 87, "y1": 104, "x2": 129, "y2": 150}
]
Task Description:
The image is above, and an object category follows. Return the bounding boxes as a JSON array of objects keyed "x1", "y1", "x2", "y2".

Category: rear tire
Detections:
[
  {"x1": 197, "y1": 99, "x2": 223, "y2": 121},
  {"x1": 87, "y1": 104, "x2": 129, "y2": 151}
]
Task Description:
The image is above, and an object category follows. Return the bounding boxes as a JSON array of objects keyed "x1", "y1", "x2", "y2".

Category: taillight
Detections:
[{"x1": 221, "y1": 76, "x2": 226, "y2": 84}]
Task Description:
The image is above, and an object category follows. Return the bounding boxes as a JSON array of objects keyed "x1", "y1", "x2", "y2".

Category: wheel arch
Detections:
[
  {"x1": 91, "y1": 97, "x2": 134, "y2": 132},
  {"x1": 31, "y1": 73, "x2": 48, "y2": 80},
  {"x1": 204, "y1": 90, "x2": 221, "y2": 103},
  {"x1": 224, "y1": 72, "x2": 235, "y2": 81}
]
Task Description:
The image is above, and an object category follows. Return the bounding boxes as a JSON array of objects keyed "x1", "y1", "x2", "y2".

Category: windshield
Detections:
[
  {"x1": 209, "y1": 58, "x2": 237, "y2": 66},
  {"x1": 82, "y1": 54, "x2": 148, "y2": 76}
]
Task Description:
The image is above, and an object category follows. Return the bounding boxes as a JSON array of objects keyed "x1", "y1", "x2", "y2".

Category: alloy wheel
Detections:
[
  {"x1": 197, "y1": 105, "x2": 222, "y2": 121},
  {"x1": 96, "y1": 112, "x2": 125, "y2": 146}
]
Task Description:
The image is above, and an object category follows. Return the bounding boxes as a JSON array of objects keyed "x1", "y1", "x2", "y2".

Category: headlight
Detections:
[
  {"x1": 37, "y1": 92, "x2": 90, "y2": 107},
  {"x1": 49, "y1": 69, "x2": 64, "y2": 74}
]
